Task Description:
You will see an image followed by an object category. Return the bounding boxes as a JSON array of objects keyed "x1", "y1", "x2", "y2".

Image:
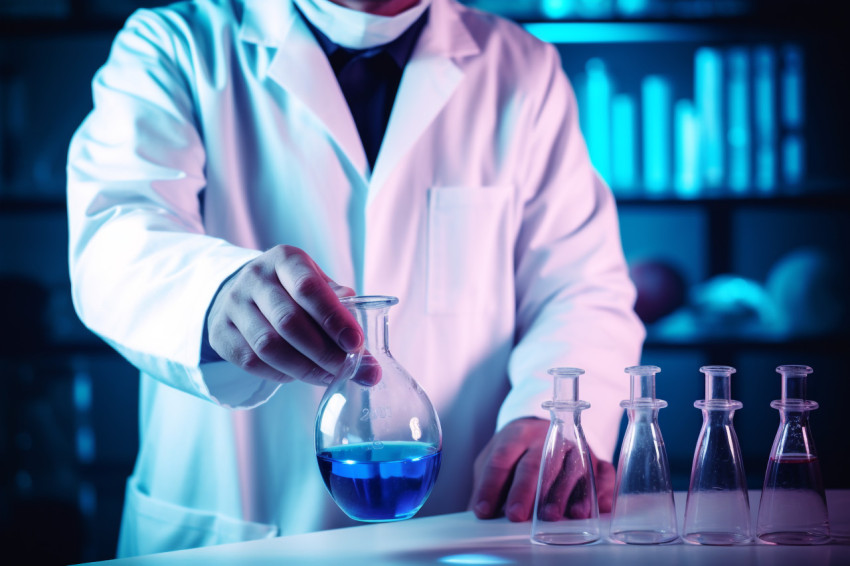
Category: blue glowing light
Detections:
[
  {"x1": 695, "y1": 47, "x2": 724, "y2": 190},
  {"x1": 611, "y1": 93, "x2": 637, "y2": 193},
  {"x1": 781, "y1": 45, "x2": 804, "y2": 129},
  {"x1": 674, "y1": 99, "x2": 699, "y2": 199},
  {"x1": 727, "y1": 47, "x2": 751, "y2": 194},
  {"x1": 642, "y1": 74, "x2": 671, "y2": 195},
  {"x1": 782, "y1": 134, "x2": 804, "y2": 186},
  {"x1": 523, "y1": 23, "x2": 717, "y2": 44},
  {"x1": 754, "y1": 45, "x2": 776, "y2": 194},
  {"x1": 585, "y1": 58, "x2": 612, "y2": 182},
  {"x1": 76, "y1": 425, "x2": 96, "y2": 463}
]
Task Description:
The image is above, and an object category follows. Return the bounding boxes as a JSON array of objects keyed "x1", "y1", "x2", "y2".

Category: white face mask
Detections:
[{"x1": 291, "y1": 0, "x2": 431, "y2": 50}]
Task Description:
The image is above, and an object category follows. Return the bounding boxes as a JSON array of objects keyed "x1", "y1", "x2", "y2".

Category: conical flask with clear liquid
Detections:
[
  {"x1": 683, "y1": 365, "x2": 752, "y2": 545},
  {"x1": 531, "y1": 368, "x2": 600, "y2": 545},
  {"x1": 609, "y1": 365, "x2": 678, "y2": 544},
  {"x1": 315, "y1": 296, "x2": 442, "y2": 522},
  {"x1": 756, "y1": 364, "x2": 830, "y2": 544}
]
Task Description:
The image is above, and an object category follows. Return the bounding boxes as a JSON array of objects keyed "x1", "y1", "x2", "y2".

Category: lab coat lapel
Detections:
[
  {"x1": 240, "y1": 0, "x2": 369, "y2": 179},
  {"x1": 369, "y1": 0, "x2": 480, "y2": 199}
]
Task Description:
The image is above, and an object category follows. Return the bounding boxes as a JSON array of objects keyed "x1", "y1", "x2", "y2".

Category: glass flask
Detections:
[
  {"x1": 756, "y1": 365, "x2": 830, "y2": 545},
  {"x1": 683, "y1": 365, "x2": 752, "y2": 545},
  {"x1": 314, "y1": 296, "x2": 442, "y2": 522},
  {"x1": 609, "y1": 365, "x2": 678, "y2": 545},
  {"x1": 531, "y1": 368, "x2": 600, "y2": 545}
]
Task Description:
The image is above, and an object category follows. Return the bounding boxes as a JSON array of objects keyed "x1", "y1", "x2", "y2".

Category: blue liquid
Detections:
[{"x1": 318, "y1": 442, "x2": 441, "y2": 522}]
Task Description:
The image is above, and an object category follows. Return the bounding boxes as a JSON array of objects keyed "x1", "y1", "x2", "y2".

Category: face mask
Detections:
[{"x1": 291, "y1": 0, "x2": 431, "y2": 49}]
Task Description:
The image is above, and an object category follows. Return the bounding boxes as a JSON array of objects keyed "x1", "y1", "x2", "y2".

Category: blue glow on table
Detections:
[{"x1": 438, "y1": 554, "x2": 515, "y2": 565}]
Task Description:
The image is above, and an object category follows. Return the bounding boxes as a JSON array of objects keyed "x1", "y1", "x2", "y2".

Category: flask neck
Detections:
[{"x1": 351, "y1": 306, "x2": 392, "y2": 356}]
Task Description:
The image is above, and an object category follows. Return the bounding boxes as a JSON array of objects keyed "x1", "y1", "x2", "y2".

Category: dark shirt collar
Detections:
[{"x1": 297, "y1": 5, "x2": 429, "y2": 70}]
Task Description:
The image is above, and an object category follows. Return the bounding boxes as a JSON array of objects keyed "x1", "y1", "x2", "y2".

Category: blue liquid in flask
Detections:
[{"x1": 317, "y1": 441, "x2": 441, "y2": 522}]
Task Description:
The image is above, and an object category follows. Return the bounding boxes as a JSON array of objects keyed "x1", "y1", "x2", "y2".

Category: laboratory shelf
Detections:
[{"x1": 615, "y1": 192, "x2": 850, "y2": 208}]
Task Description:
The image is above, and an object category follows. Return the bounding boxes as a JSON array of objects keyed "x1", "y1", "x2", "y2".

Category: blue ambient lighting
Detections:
[
  {"x1": 642, "y1": 75, "x2": 671, "y2": 195},
  {"x1": 674, "y1": 99, "x2": 699, "y2": 198},
  {"x1": 695, "y1": 47, "x2": 724, "y2": 189},
  {"x1": 438, "y1": 554, "x2": 515, "y2": 565},
  {"x1": 611, "y1": 93, "x2": 637, "y2": 192},
  {"x1": 585, "y1": 58, "x2": 612, "y2": 181},
  {"x1": 523, "y1": 23, "x2": 716, "y2": 44},
  {"x1": 727, "y1": 47, "x2": 751, "y2": 194},
  {"x1": 754, "y1": 45, "x2": 776, "y2": 193}
]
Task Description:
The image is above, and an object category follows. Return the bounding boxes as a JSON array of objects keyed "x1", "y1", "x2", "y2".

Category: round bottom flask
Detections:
[{"x1": 315, "y1": 296, "x2": 442, "y2": 522}]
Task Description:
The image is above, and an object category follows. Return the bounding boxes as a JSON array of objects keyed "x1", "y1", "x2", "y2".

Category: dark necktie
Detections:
[{"x1": 333, "y1": 48, "x2": 400, "y2": 171}]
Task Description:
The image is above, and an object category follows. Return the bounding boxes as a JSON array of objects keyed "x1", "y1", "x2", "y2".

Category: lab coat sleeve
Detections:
[
  {"x1": 496, "y1": 42, "x2": 645, "y2": 462},
  {"x1": 67, "y1": 9, "x2": 279, "y2": 408}
]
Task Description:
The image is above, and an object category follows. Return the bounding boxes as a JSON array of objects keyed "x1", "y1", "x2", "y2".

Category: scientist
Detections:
[{"x1": 67, "y1": 0, "x2": 643, "y2": 557}]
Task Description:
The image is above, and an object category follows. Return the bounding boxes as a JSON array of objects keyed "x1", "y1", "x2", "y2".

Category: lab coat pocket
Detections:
[
  {"x1": 118, "y1": 478, "x2": 278, "y2": 557},
  {"x1": 427, "y1": 186, "x2": 513, "y2": 314}
]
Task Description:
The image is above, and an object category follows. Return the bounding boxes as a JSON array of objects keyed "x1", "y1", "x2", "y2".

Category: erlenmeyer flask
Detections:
[
  {"x1": 756, "y1": 365, "x2": 830, "y2": 544},
  {"x1": 315, "y1": 296, "x2": 442, "y2": 522},
  {"x1": 531, "y1": 368, "x2": 599, "y2": 545},
  {"x1": 683, "y1": 365, "x2": 752, "y2": 545},
  {"x1": 609, "y1": 365, "x2": 678, "y2": 545}
]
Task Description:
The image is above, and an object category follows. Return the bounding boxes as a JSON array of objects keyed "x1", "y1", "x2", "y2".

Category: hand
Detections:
[
  {"x1": 469, "y1": 417, "x2": 615, "y2": 522},
  {"x1": 206, "y1": 245, "x2": 377, "y2": 386}
]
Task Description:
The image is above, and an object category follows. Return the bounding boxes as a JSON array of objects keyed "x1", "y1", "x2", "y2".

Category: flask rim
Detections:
[
  {"x1": 339, "y1": 295, "x2": 399, "y2": 309},
  {"x1": 700, "y1": 365, "x2": 736, "y2": 375}
]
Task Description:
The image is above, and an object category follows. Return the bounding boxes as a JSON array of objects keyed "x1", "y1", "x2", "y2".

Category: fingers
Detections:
[
  {"x1": 350, "y1": 351, "x2": 382, "y2": 386},
  {"x1": 504, "y1": 449, "x2": 542, "y2": 522},
  {"x1": 251, "y1": 282, "x2": 347, "y2": 376},
  {"x1": 226, "y1": 298, "x2": 336, "y2": 385},
  {"x1": 206, "y1": 245, "x2": 364, "y2": 387},
  {"x1": 468, "y1": 418, "x2": 615, "y2": 525},
  {"x1": 470, "y1": 418, "x2": 549, "y2": 521},
  {"x1": 594, "y1": 457, "x2": 616, "y2": 513},
  {"x1": 274, "y1": 247, "x2": 363, "y2": 354},
  {"x1": 210, "y1": 322, "x2": 295, "y2": 384}
]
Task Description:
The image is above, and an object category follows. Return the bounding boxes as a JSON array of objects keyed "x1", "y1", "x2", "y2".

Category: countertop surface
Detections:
[{"x1": 80, "y1": 490, "x2": 850, "y2": 565}]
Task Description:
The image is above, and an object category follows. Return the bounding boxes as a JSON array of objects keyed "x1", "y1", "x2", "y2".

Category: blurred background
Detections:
[{"x1": 1, "y1": 0, "x2": 848, "y2": 563}]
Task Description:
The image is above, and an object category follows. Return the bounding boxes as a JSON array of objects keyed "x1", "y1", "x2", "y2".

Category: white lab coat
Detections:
[{"x1": 67, "y1": 0, "x2": 644, "y2": 557}]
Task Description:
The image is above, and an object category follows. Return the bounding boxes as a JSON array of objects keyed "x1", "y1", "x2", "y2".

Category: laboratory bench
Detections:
[{"x1": 76, "y1": 490, "x2": 849, "y2": 565}]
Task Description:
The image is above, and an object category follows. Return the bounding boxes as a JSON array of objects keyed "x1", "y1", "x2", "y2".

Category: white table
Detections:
[{"x1": 81, "y1": 490, "x2": 850, "y2": 565}]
